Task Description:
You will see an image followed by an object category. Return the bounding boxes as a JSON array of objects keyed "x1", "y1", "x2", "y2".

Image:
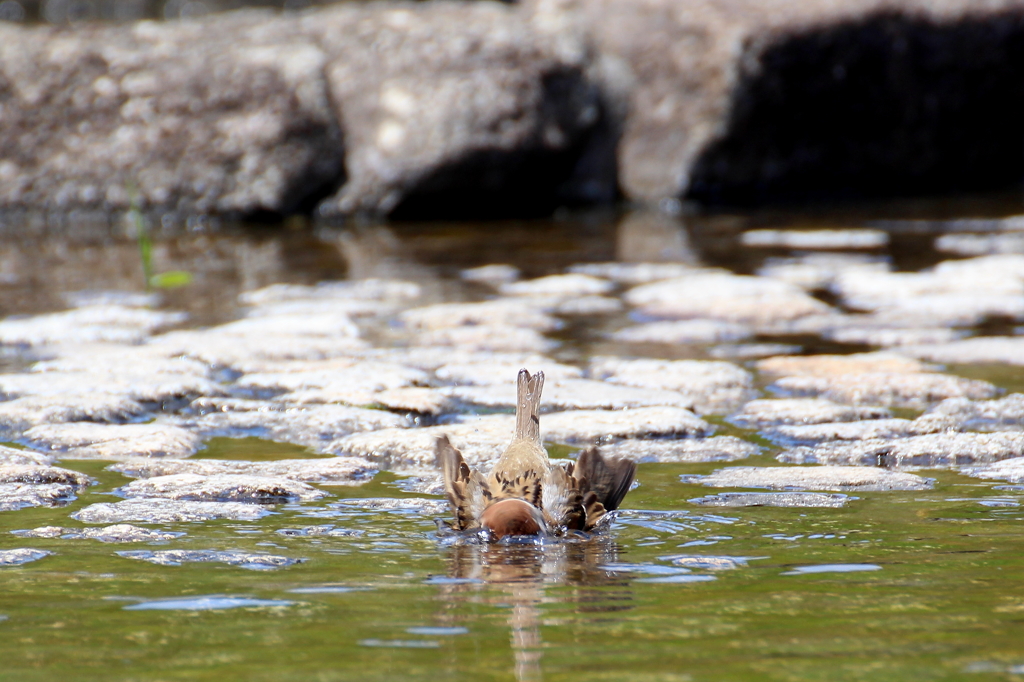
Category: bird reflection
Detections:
[{"x1": 432, "y1": 535, "x2": 634, "y2": 682}]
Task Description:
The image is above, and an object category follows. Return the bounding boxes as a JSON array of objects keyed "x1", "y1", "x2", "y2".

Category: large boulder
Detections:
[
  {"x1": 528, "y1": 0, "x2": 1024, "y2": 204},
  {"x1": 0, "y1": 11, "x2": 342, "y2": 214}
]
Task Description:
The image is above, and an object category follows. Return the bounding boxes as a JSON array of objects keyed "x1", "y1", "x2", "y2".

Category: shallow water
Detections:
[{"x1": 3, "y1": 193, "x2": 1024, "y2": 681}]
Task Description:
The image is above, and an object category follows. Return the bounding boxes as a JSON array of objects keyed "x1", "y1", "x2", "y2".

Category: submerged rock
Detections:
[
  {"x1": 22, "y1": 422, "x2": 202, "y2": 460},
  {"x1": 770, "y1": 371, "x2": 998, "y2": 409},
  {"x1": 589, "y1": 357, "x2": 755, "y2": 415},
  {"x1": 0, "y1": 393, "x2": 145, "y2": 439},
  {"x1": 681, "y1": 465, "x2": 932, "y2": 491},
  {"x1": 445, "y1": 379, "x2": 694, "y2": 412},
  {"x1": 689, "y1": 492, "x2": 853, "y2": 508},
  {"x1": 778, "y1": 432, "x2": 1024, "y2": 468},
  {"x1": 118, "y1": 549, "x2": 303, "y2": 570},
  {"x1": 11, "y1": 524, "x2": 181, "y2": 543},
  {"x1": 0, "y1": 548, "x2": 52, "y2": 566},
  {"x1": 0, "y1": 483, "x2": 79, "y2": 511},
  {"x1": 72, "y1": 499, "x2": 271, "y2": 523},
  {"x1": 116, "y1": 473, "x2": 326, "y2": 503},
  {"x1": 900, "y1": 337, "x2": 1024, "y2": 366},
  {"x1": 728, "y1": 398, "x2": 891, "y2": 429},
  {"x1": 543, "y1": 407, "x2": 712, "y2": 444},
  {"x1": 763, "y1": 418, "x2": 923, "y2": 446},
  {"x1": 659, "y1": 555, "x2": 753, "y2": 570},
  {"x1": 610, "y1": 319, "x2": 752, "y2": 345},
  {"x1": 962, "y1": 457, "x2": 1024, "y2": 484},
  {"x1": 110, "y1": 456, "x2": 376, "y2": 485},
  {"x1": 600, "y1": 436, "x2": 760, "y2": 463},
  {"x1": 625, "y1": 273, "x2": 831, "y2": 326}
]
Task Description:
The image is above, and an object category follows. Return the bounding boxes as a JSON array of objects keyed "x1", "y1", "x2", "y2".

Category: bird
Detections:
[{"x1": 436, "y1": 368, "x2": 637, "y2": 540}]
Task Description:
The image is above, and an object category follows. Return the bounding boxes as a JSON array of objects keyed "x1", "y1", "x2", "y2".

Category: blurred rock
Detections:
[
  {"x1": 689, "y1": 492, "x2": 853, "y2": 508},
  {"x1": 530, "y1": 0, "x2": 1024, "y2": 204},
  {"x1": 72, "y1": 498, "x2": 271, "y2": 522},
  {"x1": 118, "y1": 549, "x2": 303, "y2": 569},
  {"x1": 0, "y1": 11, "x2": 341, "y2": 214},
  {"x1": 778, "y1": 432, "x2": 1024, "y2": 468},
  {"x1": 681, "y1": 465, "x2": 932, "y2": 491},
  {"x1": 117, "y1": 472, "x2": 326, "y2": 502},
  {"x1": 110, "y1": 455, "x2": 377, "y2": 485}
]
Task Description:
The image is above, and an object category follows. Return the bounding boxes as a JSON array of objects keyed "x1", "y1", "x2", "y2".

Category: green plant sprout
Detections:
[{"x1": 127, "y1": 182, "x2": 194, "y2": 292}]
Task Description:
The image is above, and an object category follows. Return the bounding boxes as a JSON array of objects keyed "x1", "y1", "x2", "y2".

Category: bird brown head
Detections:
[{"x1": 480, "y1": 499, "x2": 544, "y2": 539}]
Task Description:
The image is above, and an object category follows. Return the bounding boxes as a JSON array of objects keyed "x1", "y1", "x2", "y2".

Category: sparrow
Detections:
[{"x1": 436, "y1": 368, "x2": 637, "y2": 539}]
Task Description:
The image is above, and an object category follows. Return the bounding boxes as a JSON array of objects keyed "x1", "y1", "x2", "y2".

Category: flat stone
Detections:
[
  {"x1": 181, "y1": 400, "x2": 411, "y2": 450},
  {"x1": 276, "y1": 386, "x2": 454, "y2": 416},
  {"x1": 626, "y1": 273, "x2": 832, "y2": 326},
  {"x1": 0, "y1": 483, "x2": 78, "y2": 511},
  {"x1": 276, "y1": 524, "x2": 365, "y2": 538},
  {"x1": 0, "y1": 464, "x2": 92, "y2": 488},
  {"x1": 499, "y1": 274, "x2": 615, "y2": 297},
  {"x1": 31, "y1": 343, "x2": 211, "y2": 377},
  {"x1": 823, "y1": 324, "x2": 966, "y2": 347},
  {"x1": 23, "y1": 423, "x2": 202, "y2": 460},
  {"x1": 757, "y1": 253, "x2": 890, "y2": 291},
  {"x1": 0, "y1": 445, "x2": 52, "y2": 466},
  {"x1": 681, "y1": 465, "x2": 932, "y2": 491},
  {"x1": 0, "y1": 370, "x2": 224, "y2": 403},
  {"x1": 900, "y1": 337, "x2": 1024, "y2": 366},
  {"x1": 11, "y1": 524, "x2": 181, "y2": 543},
  {"x1": 117, "y1": 473, "x2": 326, "y2": 503},
  {"x1": 689, "y1": 492, "x2": 853, "y2": 508},
  {"x1": 0, "y1": 393, "x2": 145, "y2": 439},
  {"x1": 148, "y1": 330, "x2": 369, "y2": 369},
  {"x1": 756, "y1": 352, "x2": 931, "y2": 377},
  {"x1": 110, "y1": 457, "x2": 375, "y2": 486},
  {"x1": 708, "y1": 343, "x2": 802, "y2": 360},
  {"x1": 600, "y1": 436, "x2": 760, "y2": 463},
  {"x1": 330, "y1": 497, "x2": 449, "y2": 515},
  {"x1": 610, "y1": 320, "x2": 752, "y2": 345},
  {"x1": 588, "y1": 357, "x2": 755, "y2": 415},
  {"x1": 764, "y1": 419, "x2": 922, "y2": 446},
  {"x1": 913, "y1": 395, "x2": 1024, "y2": 432},
  {"x1": 72, "y1": 499, "x2": 271, "y2": 523},
  {"x1": 212, "y1": 312, "x2": 361, "y2": 340},
  {"x1": 770, "y1": 371, "x2": 998, "y2": 409},
  {"x1": 741, "y1": 229, "x2": 889, "y2": 250},
  {"x1": 434, "y1": 358, "x2": 583, "y2": 385},
  {"x1": 399, "y1": 300, "x2": 561, "y2": 332},
  {"x1": 238, "y1": 279, "x2": 422, "y2": 306},
  {"x1": 0, "y1": 548, "x2": 52, "y2": 566},
  {"x1": 0, "y1": 305, "x2": 186, "y2": 346},
  {"x1": 328, "y1": 415, "x2": 516, "y2": 472},
  {"x1": 412, "y1": 326, "x2": 558, "y2": 353},
  {"x1": 543, "y1": 406, "x2": 712, "y2": 444},
  {"x1": 235, "y1": 360, "x2": 428, "y2": 394},
  {"x1": 445, "y1": 379, "x2": 694, "y2": 412},
  {"x1": 935, "y1": 232, "x2": 1024, "y2": 256},
  {"x1": 569, "y1": 262, "x2": 716, "y2": 285},
  {"x1": 460, "y1": 264, "x2": 521, "y2": 286},
  {"x1": 118, "y1": 549, "x2": 303, "y2": 570},
  {"x1": 728, "y1": 398, "x2": 891, "y2": 428},
  {"x1": 659, "y1": 554, "x2": 753, "y2": 570},
  {"x1": 545, "y1": 295, "x2": 624, "y2": 316},
  {"x1": 962, "y1": 457, "x2": 1024, "y2": 484},
  {"x1": 778, "y1": 432, "x2": 1024, "y2": 468}
]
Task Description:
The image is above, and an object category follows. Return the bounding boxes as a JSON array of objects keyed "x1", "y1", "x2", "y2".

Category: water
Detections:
[{"x1": 3, "y1": 193, "x2": 1024, "y2": 680}]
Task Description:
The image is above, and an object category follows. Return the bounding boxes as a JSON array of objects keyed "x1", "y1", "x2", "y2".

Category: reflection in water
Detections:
[{"x1": 436, "y1": 537, "x2": 633, "y2": 681}]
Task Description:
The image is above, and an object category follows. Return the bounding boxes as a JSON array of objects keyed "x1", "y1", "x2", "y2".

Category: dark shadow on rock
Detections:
[
  {"x1": 686, "y1": 11, "x2": 1024, "y2": 206},
  {"x1": 389, "y1": 70, "x2": 619, "y2": 221}
]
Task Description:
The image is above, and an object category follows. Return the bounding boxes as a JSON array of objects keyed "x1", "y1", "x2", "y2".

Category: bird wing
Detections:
[
  {"x1": 541, "y1": 463, "x2": 585, "y2": 531},
  {"x1": 575, "y1": 447, "x2": 637, "y2": 530},
  {"x1": 436, "y1": 435, "x2": 489, "y2": 531}
]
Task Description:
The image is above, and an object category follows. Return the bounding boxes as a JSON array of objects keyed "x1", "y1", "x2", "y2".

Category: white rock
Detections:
[
  {"x1": 72, "y1": 499, "x2": 271, "y2": 523},
  {"x1": 238, "y1": 279, "x2": 422, "y2": 306},
  {"x1": 709, "y1": 343, "x2": 802, "y2": 360},
  {"x1": 770, "y1": 372, "x2": 997, "y2": 409},
  {"x1": 434, "y1": 358, "x2": 582, "y2": 385},
  {"x1": 757, "y1": 253, "x2": 890, "y2": 291},
  {"x1": 741, "y1": 229, "x2": 889, "y2": 250},
  {"x1": 681, "y1": 465, "x2": 932, "y2": 491},
  {"x1": 568, "y1": 262, "x2": 711, "y2": 285},
  {"x1": 0, "y1": 393, "x2": 145, "y2": 438},
  {"x1": 728, "y1": 398, "x2": 891, "y2": 428},
  {"x1": 913, "y1": 395, "x2": 1024, "y2": 432},
  {"x1": 600, "y1": 437, "x2": 760, "y2": 463},
  {"x1": 499, "y1": 273, "x2": 614, "y2": 297},
  {"x1": 764, "y1": 419, "x2": 921, "y2": 445},
  {"x1": 778, "y1": 432, "x2": 1024, "y2": 468},
  {"x1": 148, "y1": 330, "x2": 368, "y2": 370},
  {"x1": 543, "y1": 407, "x2": 712, "y2": 444},
  {"x1": 117, "y1": 473, "x2": 326, "y2": 503},
  {"x1": 0, "y1": 483, "x2": 78, "y2": 511},
  {"x1": 626, "y1": 273, "x2": 832, "y2": 325},
  {"x1": 900, "y1": 337, "x2": 1024, "y2": 366},
  {"x1": 413, "y1": 325, "x2": 557, "y2": 353},
  {"x1": 962, "y1": 457, "x2": 1024, "y2": 483},
  {"x1": 11, "y1": 524, "x2": 181, "y2": 543},
  {"x1": 689, "y1": 492, "x2": 853, "y2": 508},
  {"x1": 460, "y1": 264, "x2": 520, "y2": 286},
  {"x1": 589, "y1": 357, "x2": 755, "y2": 415},
  {"x1": 0, "y1": 548, "x2": 52, "y2": 566},
  {"x1": 0, "y1": 305, "x2": 186, "y2": 346},
  {"x1": 756, "y1": 352, "x2": 930, "y2": 377},
  {"x1": 110, "y1": 456, "x2": 376, "y2": 485},
  {"x1": 610, "y1": 320, "x2": 752, "y2": 345},
  {"x1": 935, "y1": 232, "x2": 1024, "y2": 256},
  {"x1": 399, "y1": 300, "x2": 559, "y2": 332},
  {"x1": 445, "y1": 379, "x2": 694, "y2": 412},
  {"x1": 23, "y1": 422, "x2": 202, "y2": 459},
  {"x1": 0, "y1": 445, "x2": 52, "y2": 466},
  {"x1": 0, "y1": 371, "x2": 224, "y2": 403},
  {"x1": 235, "y1": 360, "x2": 428, "y2": 393},
  {"x1": 212, "y1": 312, "x2": 360, "y2": 339},
  {"x1": 118, "y1": 549, "x2": 302, "y2": 569}
]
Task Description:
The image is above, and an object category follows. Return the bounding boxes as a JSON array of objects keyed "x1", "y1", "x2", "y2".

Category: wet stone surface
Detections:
[
  {"x1": 117, "y1": 549, "x2": 304, "y2": 570},
  {"x1": 0, "y1": 548, "x2": 52, "y2": 566},
  {"x1": 116, "y1": 473, "x2": 327, "y2": 503},
  {"x1": 11, "y1": 524, "x2": 182, "y2": 543},
  {"x1": 682, "y1": 466, "x2": 933, "y2": 492},
  {"x1": 778, "y1": 432, "x2": 1024, "y2": 468},
  {"x1": 689, "y1": 492, "x2": 854, "y2": 508},
  {"x1": 72, "y1": 499, "x2": 272, "y2": 524}
]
